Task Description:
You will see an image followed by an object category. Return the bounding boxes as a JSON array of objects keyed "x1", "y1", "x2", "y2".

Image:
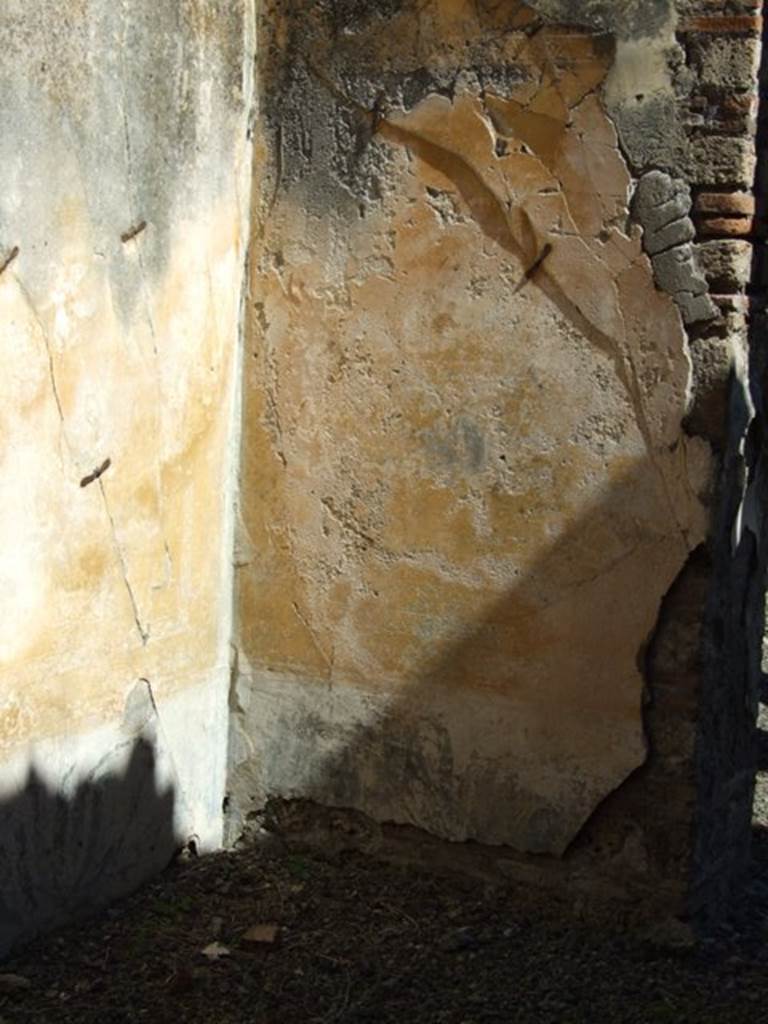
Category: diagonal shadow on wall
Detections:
[
  {"x1": 230, "y1": 447, "x2": 749, "y2": 921},
  {"x1": 228, "y1": 0, "x2": 768, "y2": 926}
]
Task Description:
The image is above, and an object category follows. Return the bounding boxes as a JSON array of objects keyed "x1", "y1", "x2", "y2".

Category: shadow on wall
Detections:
[
  {"x1": 0, "y1": 737, "x2": 176, "y2": 958},
  {"x1": 229, "y1": 0, "x2": 767, "y2": 925},
  {"x1": 231, "y1": 451, "x2": 730, "y2": 920}
]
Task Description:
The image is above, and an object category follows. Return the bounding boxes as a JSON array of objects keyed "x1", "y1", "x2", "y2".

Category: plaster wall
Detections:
[
  {"x1": 230, "y1": 0, "x2": 719, "y2": 860},
  {"x1": 0, "y1": 0, "x2": 253, "y2": 952},
  {"x1": 0, "y1": 0, "x2": 762, "y2": 950}
]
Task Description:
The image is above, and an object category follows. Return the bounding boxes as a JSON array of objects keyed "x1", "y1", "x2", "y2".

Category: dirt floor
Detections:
[
  {"x1": 1, "y1": 822, "x2": 768, "y2": 1024},
  {"x1": 4, "y1": 700, "x2": 768, "y2": 1024}
]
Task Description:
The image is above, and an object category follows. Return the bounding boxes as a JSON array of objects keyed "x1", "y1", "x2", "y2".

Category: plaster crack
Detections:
[
  {"x1": 40, "y1": 328, "x2": 66, "y2": 429},
  {"x1": 394, "y1": 118, "x2": 650, "y2": 464},
  {"x1": 321, "y1": 497, "x2": 376, "y2": 548},
  {"x1": 151, "y1": 539, "x2": 174, "y2": 591},
  {"x1": 612, "y1": 295, "x2": 693, "y2": 552},
  {"x1": 18, "y1": 281, "x2": 66, "y2": 428},
  {"x1": 570, "y1": 543, "x2": 642, "y2": 591},
  {"x1": 291, "y1": 600, "x2": 334, "y2": 681},
  {"x1": 98, "y1": 477, "x2": 150, "y2": 645},
  {"x1": 264, "y1": 337, "x2": 287, "y2": 468},
  {"x1": 306, "y1": 64, "x2": 696, "y2": 555},
  {"x1": 14, "y1": 282, "x2": 163, "y2": 609}
]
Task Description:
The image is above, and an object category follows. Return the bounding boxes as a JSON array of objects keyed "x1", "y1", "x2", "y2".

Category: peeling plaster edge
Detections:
[{"x1": 730, "y1": 342, "x2": 757, "y2": 553}]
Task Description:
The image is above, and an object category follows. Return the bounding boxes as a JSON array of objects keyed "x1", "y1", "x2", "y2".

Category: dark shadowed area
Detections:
[
  {"x1": 2, "y1": 822, "x2": 768, "y2": 1024},
  {"x1": 0, "y1": 738, "x2": 177, "y2": 958}
]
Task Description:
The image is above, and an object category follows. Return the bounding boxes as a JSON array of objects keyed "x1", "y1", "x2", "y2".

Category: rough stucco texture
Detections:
[
  {"x1": 232, "y1": 0, "x2": 713, "y2": 856},
  {"x1": 0, "y1": 0, "x2": 252, "y2": 951}
]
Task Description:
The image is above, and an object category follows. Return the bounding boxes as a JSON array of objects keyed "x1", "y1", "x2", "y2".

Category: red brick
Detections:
[
  {"x1": 687, "y1": 0, "x2": 759, "y2": 9},
  {"x1": 698, "y1": 216, "x2": 754, "y2": 238},
  {"x1": 680, "y1": 14, "x2": 762, "y2": 33},
  {"x1": 722, "y1": 94, "x2": 758, "y2": 113},
  {"x1": 695, "y1": 192, "x2": 755, "y2": 216}
]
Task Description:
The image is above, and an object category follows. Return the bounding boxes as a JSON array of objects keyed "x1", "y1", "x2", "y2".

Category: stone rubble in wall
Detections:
[
  {"x1": 675, "y1": 0, "x2": 768, "y2": 923},
  {"x1": 631, "y1": 169, "x2": 717, "y2": 325},
  {"x1": 679, "y1": 8, "x2": 761, "y2": 302},
  {"x1": 628, "y1": 5, "x2": 761, "y2": 337},
  {"x1": 660, "y1": 3, "x2": 760, "y2": 443}
]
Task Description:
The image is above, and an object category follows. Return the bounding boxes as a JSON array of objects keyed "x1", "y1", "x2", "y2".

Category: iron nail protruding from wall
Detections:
[
  {"x1": 0, "y1": 246, "x2": 19, "y2": 276},
  {"x1": 121, "y1": 220, "x2": 147, "y2": 244},
  {"x1": 80, "y1": 457, "x2": 112, "y2": 488},
  {"x1": 524, "y1": 242, "x2": 553, "y2": 281}
]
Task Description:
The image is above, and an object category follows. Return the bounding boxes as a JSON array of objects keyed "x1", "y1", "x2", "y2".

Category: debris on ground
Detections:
[{"x1": 2, "y1": 826, "x2": 768, "y2": 1024}]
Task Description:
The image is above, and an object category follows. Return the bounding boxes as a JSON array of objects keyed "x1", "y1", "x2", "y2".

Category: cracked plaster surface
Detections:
[
  {"x1": 235, "y1": 0, "x2": 713, "y2": 855},
  {"x1": 0, "y1": 0, "x2": 252, "y2": 810}
]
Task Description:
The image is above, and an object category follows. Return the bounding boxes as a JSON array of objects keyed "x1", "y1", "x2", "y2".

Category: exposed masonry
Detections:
[
  {"x1": 559, "y1": 0, "x2": 767, "y2": 922},
  {"x1": 615, "y1": 6, "x2": 765, "y2": 396},
  {"x1": 689, "y1": 0, "x2": 768, "y2": 922},
  {"x1": 558, "y1": 0, "x2": 768, "y2": 922},
  {"x1": 674, "y1": 4, "x2": 763, "y2": 450},
  {"x1": 632, "y1": 171, "x2": 717, "y2": 324}
]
